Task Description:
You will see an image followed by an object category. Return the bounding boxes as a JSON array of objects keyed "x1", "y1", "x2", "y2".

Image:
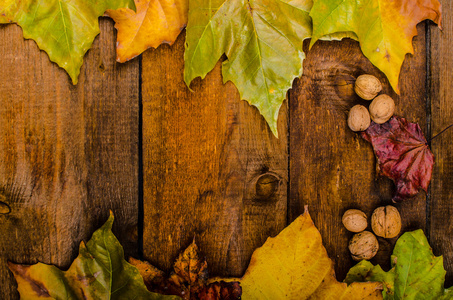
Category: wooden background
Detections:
[{"x1": 0, "y1": 2, "x2": 451, "y2": 298}]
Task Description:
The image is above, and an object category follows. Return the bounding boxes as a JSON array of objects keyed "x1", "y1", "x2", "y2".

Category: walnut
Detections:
[
  {"x1": 348, "y1": 231, "x2": 379, "y2": 261},
  {"x1": 342, "y1": 209, "x2": 368, "y2": 232},
  {"x1": 371, "y1": 206, "x2": 402, "y2": 238},
  {"x1": 354, "y1": 74, "x2": 382, "y2": 100},
  {"x1": 348, "y1": 105, "x2": 371, "y2": 131},
  {"x1": 348, "y1": 231, "x2": 379, "y2": 260},
  {"x1": 369, "y1": 94, "x2": 395, "y2": 124}
]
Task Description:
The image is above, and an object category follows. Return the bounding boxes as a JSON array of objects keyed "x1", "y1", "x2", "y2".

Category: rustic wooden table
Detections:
[{"x1": 0, "y1": 1, "x2": 451, "y2": 298}]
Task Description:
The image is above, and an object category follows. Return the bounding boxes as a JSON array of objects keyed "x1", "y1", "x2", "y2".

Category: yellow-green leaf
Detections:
[
  {"x1": 9, "y1": 212, "x2": 179, "y2": 299},
  {"x1": 184, "y1": 0, "x2": 313, "y2": 137},
  {"x1": 0, "y1": 0, "x2": 136, "y2": 84},
  {"x1": 310, "y1": 0, "x2": 442, "y2": 93}
]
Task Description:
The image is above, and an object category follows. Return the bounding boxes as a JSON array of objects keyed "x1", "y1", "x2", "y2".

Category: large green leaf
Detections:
[
  {"x1": 184, "y1": 0, "x2": 313, "y2": 137},
  {"x1": 9, "y1": 212, "x2": 179, "y2": 299},
  {"x1": 0, "y1": 0, "x2": 136, "y2": 84},
  {"x1": 345, "y1": 230, "x2": 449, "y2": 299},
  {"x1": 309, "y1": 0, "x2": 441, "y2": 93}
]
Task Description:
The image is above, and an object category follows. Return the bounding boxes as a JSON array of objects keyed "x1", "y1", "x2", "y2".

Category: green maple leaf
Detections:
[
  {"x1": 184, "y1": 0, "x2": 313, "y2": 137},
  {"x1": 345, "y1": 230, "x2": 452, "y2": 299},
  {"x1": 0, "y1": 0, "x2": 136, "y2": 84},
  {"x1": 8, "y1": 212, "x2": 179, "y2": 299},
  {"x1": 309, "y1": 0, "x2": 441, "y2": 93}
]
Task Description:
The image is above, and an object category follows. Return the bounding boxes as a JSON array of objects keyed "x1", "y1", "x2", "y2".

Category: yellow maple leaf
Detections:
[
  {"x1": 222, "y1": 207, "x2": 383, "y2": 299},
  {"x1": 106, "y1": 0, "x2": 188, "y2": 62}
]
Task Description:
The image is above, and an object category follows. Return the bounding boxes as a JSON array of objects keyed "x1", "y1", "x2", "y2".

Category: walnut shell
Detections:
[
  {"x1": 371, "y1": 206, "x2": 402, "y2": 238},
  {"x1": 348, "y1": 105, "x2": 371, "y2": 131},
  {"x1": 342, "y1": 209, "x2": 368, "y2": 232},
  {"x1": 369, "y1": 94, "x2": 395, "y2": 124},
  {"x1": 354, "y1": 75, "x2": 382, "y2": 100},
  {"x1": 348, "y1": 231, "x2": 379, "y2": 261}
]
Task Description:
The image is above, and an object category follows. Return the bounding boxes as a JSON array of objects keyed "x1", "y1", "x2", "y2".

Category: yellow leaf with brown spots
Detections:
[{"x1": 106, "y1": 0, "x2": 188, "y2": 62}]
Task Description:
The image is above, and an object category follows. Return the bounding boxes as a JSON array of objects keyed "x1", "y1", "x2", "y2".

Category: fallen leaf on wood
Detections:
[
  {"x1": 130, "y1": 240, "x2": 241, "y2": 300},
  {"x1": 310, "y1": 0, "x2": 442, "y2": 93},
  {"x1": 361, "y1": 116, "x2": 434, "y2": 202},
  {"x1": 0, "y1": 0, "x2": 136, "y2": 84},
  {"x1": 184, "y1": 0, "x2": 313, "y2": 137},
  {"x1": 8, "y1": 212, "x2": 178, "y2": 299},
  {"x1": 106, "y1": 0, "x2": 188, "y2": 62},
  {"x1": 219, "y1": 206, "x2": 383, "y2": 299},
  {"x1": 345, "y1": 229, "x2": 453, "y2": 299}
]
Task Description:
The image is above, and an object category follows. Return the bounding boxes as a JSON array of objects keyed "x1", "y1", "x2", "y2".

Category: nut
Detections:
[
  {"x1": 371, "y1": 206, "x2": 402, "y2": 238},
  {"x1": 369, "y1": 94, "x2": 395, "y2": 124},
  {"x1": 354, "y1": 74, "x2": 382, "y2": 100},
  {"x1": 348, "y1": 105, "x2": 371, "y2": 131},
  {"x1": 348, "y1": 231, "x2": 379, "y2": 261},
  {"x1": 342, "y1": 209, "x2": 368, "y2": 232}
]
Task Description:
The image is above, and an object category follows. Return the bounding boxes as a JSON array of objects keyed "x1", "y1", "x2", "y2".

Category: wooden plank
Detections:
[
  {"x1": 0, "y1": 19, "x2": 139, "y2": 298},
  {"x1": 142, "y1": 34, "x2": 288, "y2": 276},
  {"x1": 430, "y1": 0, "x2": 453, "y2": 285},
  {"x1": 289, "y1": 27, "x2": 428, "y2": 280}
]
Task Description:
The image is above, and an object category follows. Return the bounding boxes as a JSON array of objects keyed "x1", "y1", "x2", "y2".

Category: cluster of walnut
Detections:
[
  {"x1": 342, "y1": 206, "x2": 402, "y2": 261},
  {"x1": 347, "y1": 74, "x2": 396, "y2": 132}
]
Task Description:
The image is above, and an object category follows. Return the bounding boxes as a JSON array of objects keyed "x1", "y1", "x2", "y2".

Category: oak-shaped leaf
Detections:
[
  {"x1": 184, "y1": 0, "x2": 313, "y2": 137},
  {"x1": 218, "y1": 206, "x2": 383, "y2": 299},
  {"x1": 361, "y1": 116, "x2": 434, "y2": 202},
  {"x1": 0, "y1": 0, "x2": 136, "y2": 84},
  {"x1": 106, "y1": 0, "x2": 188, "y2": 62},
  {"x1": 345, "y1": 230, "x2": 453, "y2": 299},
  {"x1": 8, "y1": 212, "x2": 179, "y2": 300},
  {"x1": 130, "y1": 240, "x2": 241, "y2": 300},
  {"x1": 310, "y1": 0, "x2": 442, "y2": 93}
]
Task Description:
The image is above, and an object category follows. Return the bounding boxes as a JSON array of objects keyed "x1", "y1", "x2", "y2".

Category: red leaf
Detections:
[{"x1": 361, "y1": 116, "x2": 434, "y2": 202}]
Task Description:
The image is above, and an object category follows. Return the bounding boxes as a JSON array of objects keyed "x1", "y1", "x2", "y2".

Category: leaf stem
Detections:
[{"x1": 429, "y1": 123, "x2": 453, "y2": 142}]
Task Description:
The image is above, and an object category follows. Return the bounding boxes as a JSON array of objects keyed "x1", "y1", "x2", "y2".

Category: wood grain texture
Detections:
[
  {"x1": 142, "y1": 33, "x2": 288, "y2": 277},
  {"x1": 430, "y1": 0, "x2": 453, "y2": 285},
  {"x1": 289, "y1": 27, "x2": 428, "y2": 280},
  {"x1": 0, "y1": 19, "x2": 139, "y2": 299}
]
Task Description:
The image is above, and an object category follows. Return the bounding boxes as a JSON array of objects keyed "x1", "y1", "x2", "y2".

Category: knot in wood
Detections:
[{"x1": 255, "y1": 173, "x2": 280, "y2": 201}]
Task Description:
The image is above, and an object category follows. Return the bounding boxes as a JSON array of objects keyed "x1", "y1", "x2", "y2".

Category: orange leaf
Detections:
[{"x1": 106, "y1": 0, "x2": 188, "y2": 62}]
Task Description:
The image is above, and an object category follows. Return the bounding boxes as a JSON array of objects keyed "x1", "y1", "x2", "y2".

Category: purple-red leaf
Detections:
[{"x1": 361, "y1": 116, "x2": 434, "y2": 202}]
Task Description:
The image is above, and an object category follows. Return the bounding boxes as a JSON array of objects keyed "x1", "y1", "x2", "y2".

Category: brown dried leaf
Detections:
[{"x1": 130, "y1": 240, "x2": 240, "y2": 300}]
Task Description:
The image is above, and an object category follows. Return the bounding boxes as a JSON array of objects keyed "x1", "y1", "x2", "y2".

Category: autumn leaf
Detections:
[
  {"x1": 106, "y1": 0, "x2": 188, "y2": 62},
  {"x1": 345, "y1": 230, "x2": 453, "y2": 299},
  {"x1": 8, "y1": 212, "x2": 178, "y2": 300},
  {"x1": 0, "y1": 0, "x2": 14, "y2": 23},
  {"x1": 220, "y1": 207, "x2": 383, "y2": 299},
  {"x1": 0, "y1": 0, "x2": 136, "y2": 84},
  {"x1": 184, "y1": 0, "x2": 313, "y2": 137},
  {"x1": 310, "y1": 0, "x2": 442, "y2": 93},
  {"x1": 361, "y1": 116, "x2": 434, "y2": 202},
  {"x1": 130, "y1": 240, "x2": 241, "y2": 300}
]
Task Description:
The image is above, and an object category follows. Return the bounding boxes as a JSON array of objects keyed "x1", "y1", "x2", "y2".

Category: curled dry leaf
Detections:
[
  {"x1": 130, "y1": 240, "x2": 241, "y2": 300},
  {"x1": 361, "y1": 116, "x2": 434, "y2": 202}
]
